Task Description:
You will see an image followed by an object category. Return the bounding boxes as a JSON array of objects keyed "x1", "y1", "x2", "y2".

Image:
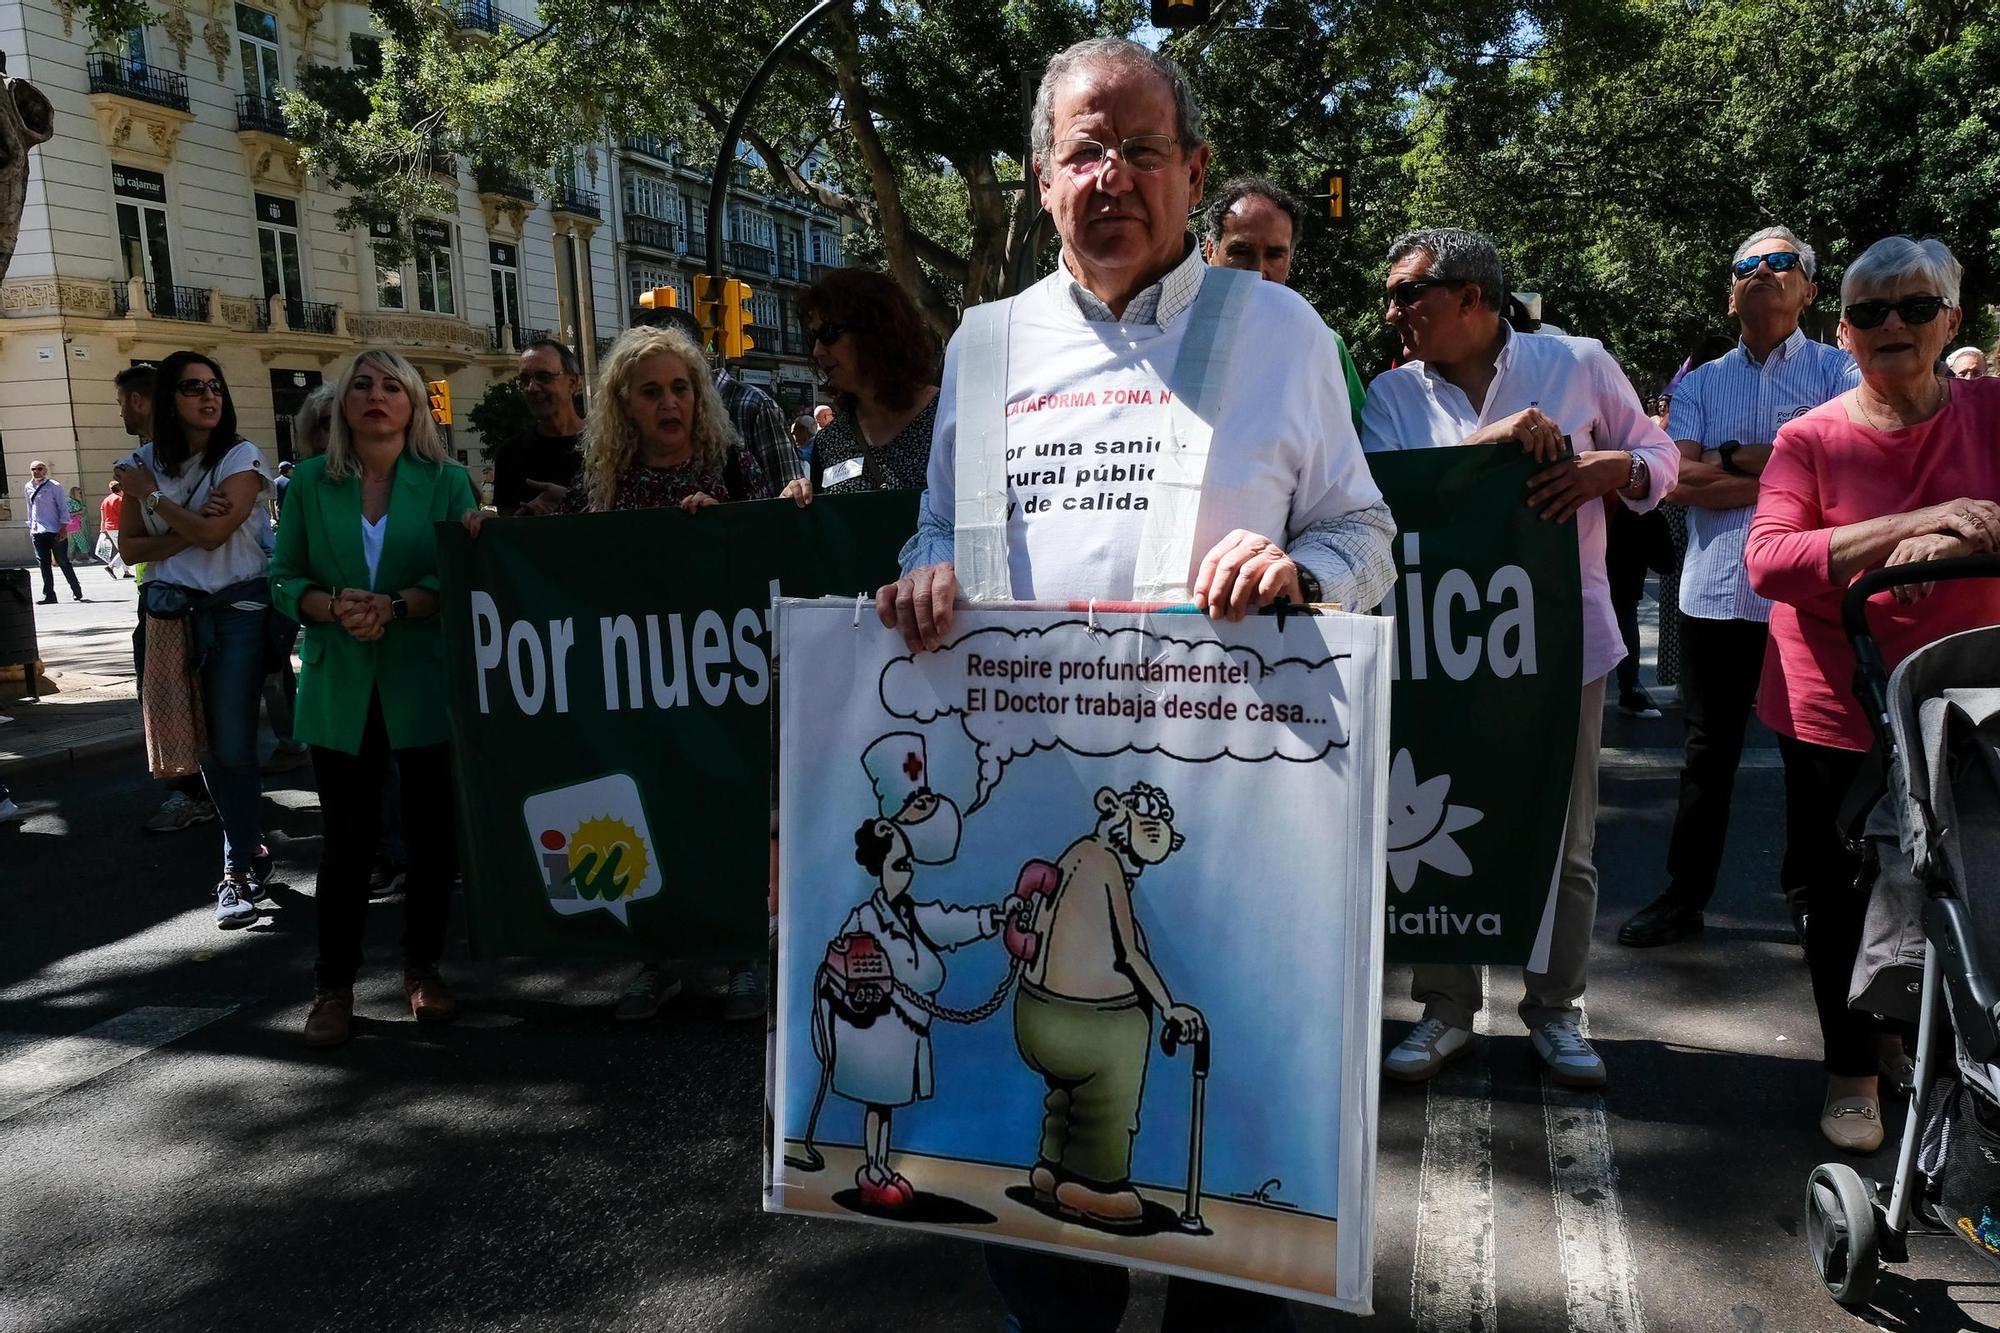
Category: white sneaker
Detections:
[
  {"x1": 1531, "y1": 1016, "x2": 1608, "y2": 1087},
  {"x1": 1385, "y1": 1017, "x2": 1472, "y2": 1081}
]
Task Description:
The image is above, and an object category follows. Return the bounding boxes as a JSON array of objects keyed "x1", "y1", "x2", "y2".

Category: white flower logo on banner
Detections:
[{"x1": 1385, "y1": 748, "x2": 1484, "y2": 893}]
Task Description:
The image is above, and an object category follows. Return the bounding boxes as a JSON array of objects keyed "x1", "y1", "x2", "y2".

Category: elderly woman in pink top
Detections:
[{"x1": 1747, "y1": 236, "x2": 2000, "y2": 1155}]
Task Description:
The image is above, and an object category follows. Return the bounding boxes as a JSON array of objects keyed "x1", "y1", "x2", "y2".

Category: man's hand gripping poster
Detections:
[{"x1": 767, "y1": 601, "x2": 1391, "y2": 1313}]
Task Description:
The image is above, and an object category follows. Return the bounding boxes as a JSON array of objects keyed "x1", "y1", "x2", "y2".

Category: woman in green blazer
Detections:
[{"x1": 271, "y1": 348, "x2": 479, "y2": 1048}]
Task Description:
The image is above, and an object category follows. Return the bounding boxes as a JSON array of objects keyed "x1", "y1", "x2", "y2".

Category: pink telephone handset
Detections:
[{"x1": 1005, "y1": 859, "x2": 1061, "y2": 962}]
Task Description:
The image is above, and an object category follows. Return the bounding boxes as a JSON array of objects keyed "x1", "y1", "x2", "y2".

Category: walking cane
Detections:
[{"x1": 1162, "y1": 1018, "x2": 1211, "y2": 1235}]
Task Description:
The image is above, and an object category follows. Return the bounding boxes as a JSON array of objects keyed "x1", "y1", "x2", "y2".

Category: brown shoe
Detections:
[
  {"x1": 304, "y1": 988, "x2": 353, "y2": 1048},
  {"x1": 1054, "y1": 1179, "x2": 1145, "y2": 1229},
  {"x1": 404, "y1": 970, "x2": 457, "y2": 1024}
]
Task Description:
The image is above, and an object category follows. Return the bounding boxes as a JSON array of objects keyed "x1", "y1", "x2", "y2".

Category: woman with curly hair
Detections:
[{"x1": 796, "y1": 269, "x2": 942, "y2": 496}]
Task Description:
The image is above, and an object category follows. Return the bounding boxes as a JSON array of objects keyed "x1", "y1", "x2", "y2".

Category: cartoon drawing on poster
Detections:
[{"x1": 770, "y1": 603, "x2": 1391, "y2": 1312}]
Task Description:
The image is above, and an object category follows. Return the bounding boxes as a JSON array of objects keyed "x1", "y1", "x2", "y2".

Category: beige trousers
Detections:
[{"x1": 1412, "y1": 676, "x2": 1607, "y2": 1030}]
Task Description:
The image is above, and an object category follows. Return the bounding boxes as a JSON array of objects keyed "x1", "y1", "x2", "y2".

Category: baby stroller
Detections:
[{"x1": 1808, "y1": 555, "x2": 2000, "y2": 1305}]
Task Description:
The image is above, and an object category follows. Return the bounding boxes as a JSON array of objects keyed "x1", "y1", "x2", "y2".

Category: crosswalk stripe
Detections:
[
  {"x1": 1544, "y1": 1009, "x2": 1646, "y2": 1333},
  {"x1": 1411, "y1": 967, "x2": 1496, "y2": 1333},
  {"x1": 1599, "y1": 746, "x2": 1782, "y2": 771},
  {"x1": 0, "y1": 1005, "x2": 237, "y2": 1124}
]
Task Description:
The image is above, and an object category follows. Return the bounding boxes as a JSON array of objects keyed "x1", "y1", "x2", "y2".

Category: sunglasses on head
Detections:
[
  {"x1": 175, "y1": 378, "x2": 225, "y2": 398},
  {"x1": 1843, "y1": 295, "x2": 1952, "y2": 330},
  {"x1": 810, "y1": 322, "x2": 847, "y2": 347},
  {"x1": 1732, "y1": 251, "x2": 1805, "y2": 279},
  {"x1": 1386, "y1": 277, "x2": 1466, "y2": 311}
]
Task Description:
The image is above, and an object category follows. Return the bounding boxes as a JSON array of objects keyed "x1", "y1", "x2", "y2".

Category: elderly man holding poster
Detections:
[
  {"x1": 876, "y1": 34, "x2": 1394, "y2": 1333},
  {"x1": 1361, "y1": 227, "x2": 1680, "y2": 1090}
]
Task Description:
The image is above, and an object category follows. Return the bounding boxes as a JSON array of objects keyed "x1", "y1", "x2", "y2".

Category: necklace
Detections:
[{"x1": 1856, "y1": 374, "x2": 1947, "y2": 432}]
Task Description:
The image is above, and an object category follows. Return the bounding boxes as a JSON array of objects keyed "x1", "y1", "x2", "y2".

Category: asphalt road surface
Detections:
[{"x1": 5, "y1": 712, "x2": 2000, "y2": 1333}]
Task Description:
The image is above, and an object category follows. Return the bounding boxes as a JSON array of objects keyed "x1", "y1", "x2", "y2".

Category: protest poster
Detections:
[
  {"x1": 435, "y1": 493, "x2": 917, "y2": 962},
  {"x1": 1369, "y1": 443, "x2": 1584, "y2": 966},
  {"x1": 767, "y1": 601, "x2": 1391, "y2": 1312}
]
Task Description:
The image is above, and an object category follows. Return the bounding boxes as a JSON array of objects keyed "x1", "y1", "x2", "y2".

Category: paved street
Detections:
[{"x1": 7, "y1": 692, "x2": 2000, "y2": 1333}]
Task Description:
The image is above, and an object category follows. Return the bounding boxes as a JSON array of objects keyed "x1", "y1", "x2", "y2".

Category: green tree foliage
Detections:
[
  {"x1": 271, "y1": 0, "x2": 1995, "y2": 385},
  {"x1": 467, "y1": 377, "x2": 533, "y2": 450}
]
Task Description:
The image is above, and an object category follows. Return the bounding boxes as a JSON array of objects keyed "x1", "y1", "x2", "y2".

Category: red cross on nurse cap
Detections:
[{"x1": 861, "y1": 731, "x2": 931, "y2": 820}]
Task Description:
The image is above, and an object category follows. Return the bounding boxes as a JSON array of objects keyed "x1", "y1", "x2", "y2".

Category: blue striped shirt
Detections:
[{"x1": 1667, "y1": 328, "x2": 1857, "y2": 622}]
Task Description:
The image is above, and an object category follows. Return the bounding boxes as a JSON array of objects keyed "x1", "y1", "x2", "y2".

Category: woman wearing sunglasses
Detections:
[
  {"x1": 795, "y1": 269, "x2": 941, "y2": 498},
  {"x1": 1747, "y1": 235, "x2": 2000, "y2": 1151},
  {"x1": 113, "y1": 352, "x2": 276, "y2": 928}
]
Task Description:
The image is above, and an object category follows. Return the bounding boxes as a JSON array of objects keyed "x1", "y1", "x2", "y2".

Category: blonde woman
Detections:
[
  {"x1": 461, "y1": 323, "x2": 775, "y2": 1023},
  {"x1": 271, "y1": 350, "x2": 478, "y2": 1048}
]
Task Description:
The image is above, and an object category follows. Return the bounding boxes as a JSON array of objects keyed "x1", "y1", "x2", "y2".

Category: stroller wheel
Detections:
[{"x1": 1807, "y1": 1163, "x2": 1882, "y2": 1306}]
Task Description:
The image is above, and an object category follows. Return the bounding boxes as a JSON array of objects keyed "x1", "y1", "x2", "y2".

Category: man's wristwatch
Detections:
[
  {"x1": 390, "y1": 596, "x2": 410, "y2": 621},
  {"x1": 1624, "y1": 453, "x2": 1649, "y2": 496},
  {"x1": 1717, "y1": 440, "x2": 1749, "y2": 476},
  {"x1": 1296, "y1": 567, "x2": 1323, "y2": 604}
]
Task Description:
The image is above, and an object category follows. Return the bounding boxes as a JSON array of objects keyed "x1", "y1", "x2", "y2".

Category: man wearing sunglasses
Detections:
[
  {"x1": 492, "y1": 338, "x2": 586, "y2": 515},
  {"x1": 1361, "y1": 227, "x2": 1681, "y2": 1092},
  {"x1": 878, "y1": 35, "x2": 1393, "y2": 1333},
  {"x1": 1618, "y1": 226, "x2": 1857, "y2": 951},
  {"x1": 23, "y1": 459, "x2": 85, "y2": 603}
]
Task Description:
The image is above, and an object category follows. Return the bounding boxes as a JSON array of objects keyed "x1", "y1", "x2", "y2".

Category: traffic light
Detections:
[
  {"x1": 719, "y1": 277, "x2": 756, "y2": 360},
  {"x1": 1324, "y1": 168, "x2": 1351, "y2": 224},
  {"x1": 427, "y1": 379, "x2": 451, "y2": 426},
  {"x1": 692, "y1": 273, "x2": 720, "y2": 354},
  {"x1": 1150, "y1": 0, "x2": 1210, "y2": 28},
  {"x1": 637, "y1": 286, "x2": 678, "y2": 312}
]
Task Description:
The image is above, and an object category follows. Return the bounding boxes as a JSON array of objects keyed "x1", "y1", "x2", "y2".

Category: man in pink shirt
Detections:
[{"x1": 1747, "y1": 235, "x2": 2000, "y2": 1154}]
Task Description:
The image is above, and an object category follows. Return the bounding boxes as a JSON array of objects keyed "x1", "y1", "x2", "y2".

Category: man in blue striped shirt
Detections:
[{"x1": 1618, "y1": 225, "x2": 1858, "y2": 948}]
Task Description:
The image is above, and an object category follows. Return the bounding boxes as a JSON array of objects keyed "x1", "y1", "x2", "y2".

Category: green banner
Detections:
[
  {"x1": 437, "y1": 492, "x2": 918, "y2": 962},
  {"x1": 1370, "y1": 444, "x2": 1583, "y2": 965}
]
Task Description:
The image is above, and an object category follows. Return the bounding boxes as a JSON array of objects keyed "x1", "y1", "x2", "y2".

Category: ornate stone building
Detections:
[{"x1": 0, "y1": 0, "x2": 614, "y2": 559}]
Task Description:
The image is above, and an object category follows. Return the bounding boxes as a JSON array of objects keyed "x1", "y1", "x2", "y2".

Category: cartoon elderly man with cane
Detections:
[{"x1": 813, "y1": 733, "x2": 1005, "y2": 1210}]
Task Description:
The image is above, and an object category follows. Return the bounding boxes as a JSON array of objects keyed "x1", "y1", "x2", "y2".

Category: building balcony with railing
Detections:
[
  {"x1": 473, "y1": 165, "x2": 535, "y2": 201},
  {"x1": 114, "y1": 281, "x2": 211, "y2": 322},
  {"x1": 455, "y1": 0, "x2": 542, "y2": 35},
  {"x1": 745, "y1": 323, "x2": 781, "y2": 352},
  {"x1": 776, "y1": 253, "x2": 806, "y2": 282},
  {"x1": 254, "y1": 297, "x2": 339, "y2": 335},
  {"x1": 810, "y1": 262, "x2": 842, "y2": 283},
  {"x1": 553, "y1": 183, "x2": 601, "y2": 219},
  {"x1": 727, "y1": 241, "x2": 776, "y2": 276},
  {"x1": 492, "y1": 324, "x2": 552, "y2": 353},
  {"x1": 236, "y1": 92, "x2": 289, "y2": 136},
  {"x1": 87, "y1": 54, "x2": 190, "y2": 112},
  {"x1": 624, "y1": 215, "x2": 682, "y2": 254},
  {"x1": 620, "y1": 135, "x2": 673, "y2": 164}
]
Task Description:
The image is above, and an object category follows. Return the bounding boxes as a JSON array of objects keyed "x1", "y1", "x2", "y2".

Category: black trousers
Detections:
[
  {"x1": 34, "y1": 531, "x2": 81, "y2": 599},
  {"x1": 1778, "y1": 734, "x2": 1876, "y2": 1077},
  {"x1": 984, "y1": 1246, "x2": 1295, "y2": 1333},
  {"x1": 311, "y1": 693, "x2": 457, "y2": 990},
  {"x1": 1663, "y1": 616, "x2": 1770, "y2": 909}
]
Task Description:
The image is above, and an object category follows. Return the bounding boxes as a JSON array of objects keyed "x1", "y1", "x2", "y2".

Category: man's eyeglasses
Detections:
[
  {"x1": 515, "y1": 371, "x2": 567, "y2": 389},
  {"x1": 1049, "y1": 135, "x2": 1178, "y2": 177},
  {"x1": 1732, "y1": 251, "x2": 1805, "y2": 279},
  {"x1": 810, "y1": 322, "x2": 848, "y2": 347},
  {"x1": 1386, "y1": 278, "x2": 1466, "y2": 312},
  {"x1": 175, "y1": 378, "x2": 225, "y2": 398},
  {"x1": 1843, "y1": 295, "x2": 1953, "y2": 330}
]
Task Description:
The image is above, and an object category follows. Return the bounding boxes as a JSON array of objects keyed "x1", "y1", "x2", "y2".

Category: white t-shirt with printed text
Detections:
[{"x1": 925, "y1": 270, "x2": 1380, "y2": 602}]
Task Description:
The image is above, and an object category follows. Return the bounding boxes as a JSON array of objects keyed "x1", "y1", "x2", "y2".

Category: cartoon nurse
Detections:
[{"x1": 814, "y1": 732, "x2": 1004, "y2": 1209}]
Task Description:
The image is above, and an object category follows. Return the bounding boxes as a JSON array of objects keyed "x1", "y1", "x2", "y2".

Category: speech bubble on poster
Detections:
[
  {"x1": 520, "y1": 772, "x2": 663, "y2": 926},
  {"x1": 879, "y1": 621, "x2": 1351, "y2": 812}
]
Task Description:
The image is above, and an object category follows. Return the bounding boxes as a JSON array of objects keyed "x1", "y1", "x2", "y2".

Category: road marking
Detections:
[
  {"x1": 1599, "y1": 746, "x2": 1781, "y2": 772},
  {"x1": 1543, "y1": 1009, "x2": 1647, "y2": 1333},
  {"x1": 1411, "y1": 967, "x2": 1495, "y2": 1333},
  {"x1": 0, "y1": 1005, "x2": 237, "y2": 1124}
]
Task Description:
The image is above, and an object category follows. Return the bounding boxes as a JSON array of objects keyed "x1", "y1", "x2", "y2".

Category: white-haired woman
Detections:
[
  {"x1": 1747, "y1": 236, "x2": 2000, "y2": 1152},
  {"x1": 464, "y1": 324, "x2": 773, "y2": 1022},
  {"x1": 271, "y1": 350, "x2": 478, "y2": 1048}
]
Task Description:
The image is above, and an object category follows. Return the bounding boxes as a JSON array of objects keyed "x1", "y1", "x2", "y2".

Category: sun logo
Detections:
[
  {"x1": 543, "y1": 816, "x2": 649, "y2": 902},
  {"x1": 523, "y1": 775, "x2": 664, "y2": 926}
]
